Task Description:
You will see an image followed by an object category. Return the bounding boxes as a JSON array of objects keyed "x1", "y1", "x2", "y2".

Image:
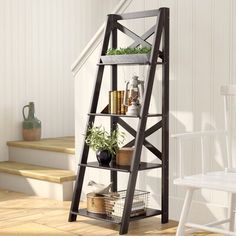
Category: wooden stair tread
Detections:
[
  {"x1": 0, "y1": 161, "x2": 76, "y2": 183},
  {"x1": 7, "y1": 136, "x2": 75, "y2": 154}
]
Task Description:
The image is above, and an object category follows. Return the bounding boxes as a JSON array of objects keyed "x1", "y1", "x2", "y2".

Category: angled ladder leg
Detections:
[
  {"x1": 68, "y1": 165, "x2": 86, "y2": 221},
  {"x1": 119, "y1": 118, "x2": 147, "y2": 234},
  {"x1": 161, "y1": 7, "x2": 169, "y2": 224},
  {"x1": 176, "y1": 188, "x2": 195, "y2": 236},
  {"x1": 229, "y1": 193, "x2": 236, "y2": 232},
  {"x1": 110, "y1": 16, "x2": 118, "y2": 192},
  {"x1": 68, "y1": 15, "x2": 112, "y2": 222},
  {"x1": 119, "y1": 10, "x2": 166, "y2": 234}
]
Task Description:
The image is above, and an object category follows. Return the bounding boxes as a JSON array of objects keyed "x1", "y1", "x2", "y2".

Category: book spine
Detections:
[
  {"x1": 120, "y1": 90, "x2": 125, "y2": 115},
  {"x1": 111, "y1": 91, "x2": 117, "y2": 114},
  {"x1": 108, "y1": 91, "x2": 111, "y2": 114},
  {"x1": 117, "y1": 91, "x2": 121, "y2": 114}
]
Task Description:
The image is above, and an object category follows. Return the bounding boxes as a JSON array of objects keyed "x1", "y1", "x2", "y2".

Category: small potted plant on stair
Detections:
[
  {"x1": 101, "y1": 46, "x2": 151, "y2": 64},
  {"x1": 85, "y1": 125, "x2": 125, "y2": 165}
]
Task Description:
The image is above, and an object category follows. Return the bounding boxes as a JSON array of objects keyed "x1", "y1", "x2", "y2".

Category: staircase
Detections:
[{"x1": 0, "y1": 137, "x2": 76, "y2": 201}]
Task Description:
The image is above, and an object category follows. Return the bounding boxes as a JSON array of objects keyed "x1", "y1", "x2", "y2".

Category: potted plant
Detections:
[
  {"x1": 85, "y1": 125, "x2": 125, "y2": 165},
  {"x1": 101, "y1": 47, "x2": 151, "y2": 64}
]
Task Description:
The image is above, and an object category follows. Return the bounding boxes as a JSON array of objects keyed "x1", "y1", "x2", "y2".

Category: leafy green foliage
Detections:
[
  {"x1": 85, "y1": 125, "x2": 125, "y2": 156},
  {"x1": 106, "y1": 47, "x2": 151, "y2": 55}
]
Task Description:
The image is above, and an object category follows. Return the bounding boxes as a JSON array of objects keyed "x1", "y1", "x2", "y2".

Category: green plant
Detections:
[
  {"x1": 106, "y1": 47, "x2": 151, "y2": 55},
  {"x1": 85, "y1": 125, "x2": 125, "y2": 156}
]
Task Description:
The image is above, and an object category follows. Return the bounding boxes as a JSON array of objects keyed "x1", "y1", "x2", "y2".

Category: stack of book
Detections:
[
  {"x1": 108, "y1": 90, "x2": 127, "y2": 115},
  {"x1": 105, "y1": 197, "x2": 146, "y2": 219}
]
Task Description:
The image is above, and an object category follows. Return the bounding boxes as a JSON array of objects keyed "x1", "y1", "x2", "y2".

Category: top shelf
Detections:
[
  {"x1": 99, "y1": 54, "x2": 163, "y2": 66},
  {"x1": 88, "y1": 113, "x2": 162, "y2": 118},
  {"x1": 97, "y1": 62, "x2": 163, "y2": 66}
]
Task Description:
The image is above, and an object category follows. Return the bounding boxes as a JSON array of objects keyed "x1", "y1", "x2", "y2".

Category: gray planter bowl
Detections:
[{"x1": 101, "y1": 53, "x2": 150, "y2": 64}]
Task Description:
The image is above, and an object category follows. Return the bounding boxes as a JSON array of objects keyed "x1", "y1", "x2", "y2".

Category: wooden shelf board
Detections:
[
  {"x1": 71, "y1": 208, "x2": 162, "y2": 224},
  {"x1": 79, "y1": 162, "x2": 162, "y2": 172}
]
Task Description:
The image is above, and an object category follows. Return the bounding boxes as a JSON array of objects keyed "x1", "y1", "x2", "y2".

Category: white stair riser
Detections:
[
  {"x1": 9, "y1": 147, "x2": 76, "y2": 171},
  {"x1": 0, "y1": 173, "x2": 73, "y2": 201}
]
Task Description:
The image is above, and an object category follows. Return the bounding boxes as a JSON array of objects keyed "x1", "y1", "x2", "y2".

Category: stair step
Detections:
[
  {"x1": 7, "y1": 136, "x2": 75, "y2": 154},
  {"x1": 0, "y1": 161, "x2": 76, "y2": 184}
]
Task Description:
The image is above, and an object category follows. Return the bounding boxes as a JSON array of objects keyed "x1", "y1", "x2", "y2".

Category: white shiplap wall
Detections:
[
  {"x1": 0, "y1": 0, "x2": 119, "y2": 161},
  {"x1": 74, "y1": 0, "x2": 236, "y2": 222}
]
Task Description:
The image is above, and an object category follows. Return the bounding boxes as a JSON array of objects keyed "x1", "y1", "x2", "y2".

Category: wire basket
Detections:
[{"x1": 104, "y1": 190, "x2": 149, "y2": 223}]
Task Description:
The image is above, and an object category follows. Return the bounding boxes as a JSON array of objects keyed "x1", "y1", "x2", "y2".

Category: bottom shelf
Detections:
[{"x1": 71, "y1": 208, "x2": 162, "y2": 224}]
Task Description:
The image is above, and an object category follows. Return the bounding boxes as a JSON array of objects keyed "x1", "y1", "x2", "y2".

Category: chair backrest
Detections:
[
  {"x1": 174, "y1": 85, "x2": 236, "y2": 178},
  {"x1": 220, "y1": 85, "x2": 236, "y2": 170}
]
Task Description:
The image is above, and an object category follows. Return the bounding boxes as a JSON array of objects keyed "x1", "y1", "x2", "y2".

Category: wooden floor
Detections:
[{"x1": 0, "y1": 189, "x2": 221, "y2": 236}]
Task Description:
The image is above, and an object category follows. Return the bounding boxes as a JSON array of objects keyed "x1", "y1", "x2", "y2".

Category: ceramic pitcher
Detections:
[{"x1": 22, "y1": 102, "x2": 41, "y2": 141}]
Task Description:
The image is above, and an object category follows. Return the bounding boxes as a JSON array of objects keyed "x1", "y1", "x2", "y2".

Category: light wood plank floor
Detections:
[{"x1": 0, "y1": 189, "x2": 222, "y2": 236}]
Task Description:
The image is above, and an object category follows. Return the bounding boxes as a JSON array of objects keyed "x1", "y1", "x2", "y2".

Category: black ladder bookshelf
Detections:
[{"x1": 69, "y1": 8, "x2": 169, "y2": 235}]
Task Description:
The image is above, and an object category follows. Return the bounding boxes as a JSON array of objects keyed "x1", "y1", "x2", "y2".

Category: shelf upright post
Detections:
[
  {"x1": 68, "y1": 15, "x2": 112, "y2": 222},
  {"x1": 161, "y1": 7, "x2": 169, "y2": 224},
  {"x1": 119, "y1": 9, "x2": 165, "y2": 235},
  {"x1": 110, "y1": 15, "x2": 118, "y2": 192}
]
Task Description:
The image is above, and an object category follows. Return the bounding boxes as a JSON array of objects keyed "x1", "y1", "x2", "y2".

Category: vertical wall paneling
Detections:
[
  {"x1": 0, "y1": 0, "x2": 119, "y2": 161},
  {"x1": 211, "y1": 0, "x2": 231, "y2": 209},
  {"x1": 0, "y1": 0, "x2": 6, "y2": 159},
  {"x1": 192, "y1": 1, "x2": 213, "y2": 208},
  {"x1": 230, "y1": 0, "x2": 236, "y2": 168},
  {"x1": 174, "y1": 0, "x2": 194, "y2": 200}
]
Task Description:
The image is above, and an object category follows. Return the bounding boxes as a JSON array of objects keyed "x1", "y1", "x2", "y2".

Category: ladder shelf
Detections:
[{"x1": 69, "y1": 8, "x2": 169, "y2": 235}]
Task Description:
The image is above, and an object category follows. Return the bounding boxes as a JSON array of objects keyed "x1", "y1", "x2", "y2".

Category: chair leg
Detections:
[
  {"x1": 229, "y1": 193, "x2": 236, "y2": 232},
  {"x1": 176, "y1": 188, "x2": 195, "y2": 236}
]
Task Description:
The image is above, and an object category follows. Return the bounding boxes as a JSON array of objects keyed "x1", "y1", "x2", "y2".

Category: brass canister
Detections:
[{"x1": 87, "y1": 193, "x2": 106, "y2": 214}]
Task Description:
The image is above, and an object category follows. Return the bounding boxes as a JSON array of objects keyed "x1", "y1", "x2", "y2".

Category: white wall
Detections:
[
  {"x1": 0, "y1": 0, "x2": 119, "y2": 161},
  {"x1": 74, "y1": 0, "x2": 236, "y2": 223}
]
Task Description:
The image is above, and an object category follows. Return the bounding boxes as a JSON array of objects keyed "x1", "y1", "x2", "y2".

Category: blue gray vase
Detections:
[{"x1": 22, "y1": 102, "x2": 41, "y2": 141}]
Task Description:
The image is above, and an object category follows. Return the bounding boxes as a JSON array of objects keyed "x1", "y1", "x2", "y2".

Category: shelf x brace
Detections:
[
  {"x1": 117, "y1": 117, "x2": 162, "y2": 160},
  {"x1": 129, "y1": 25, "x2": 163, "y2": 59},
  {"x1": 115, "y1": 22, "x2": 163, "y2": 59},
  {"x1": 115, "y1": 22, "x2": 151, "y2": 48}
]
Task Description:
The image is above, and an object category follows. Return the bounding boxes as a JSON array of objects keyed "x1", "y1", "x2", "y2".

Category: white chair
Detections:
[{"x1": 173, "y1": 85, "x2": 236, "y2": 236}]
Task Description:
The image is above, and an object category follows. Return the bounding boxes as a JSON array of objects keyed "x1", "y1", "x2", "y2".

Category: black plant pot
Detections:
[{"x1": 96, "y1": 150, "x2": 112, "y2": 165}]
